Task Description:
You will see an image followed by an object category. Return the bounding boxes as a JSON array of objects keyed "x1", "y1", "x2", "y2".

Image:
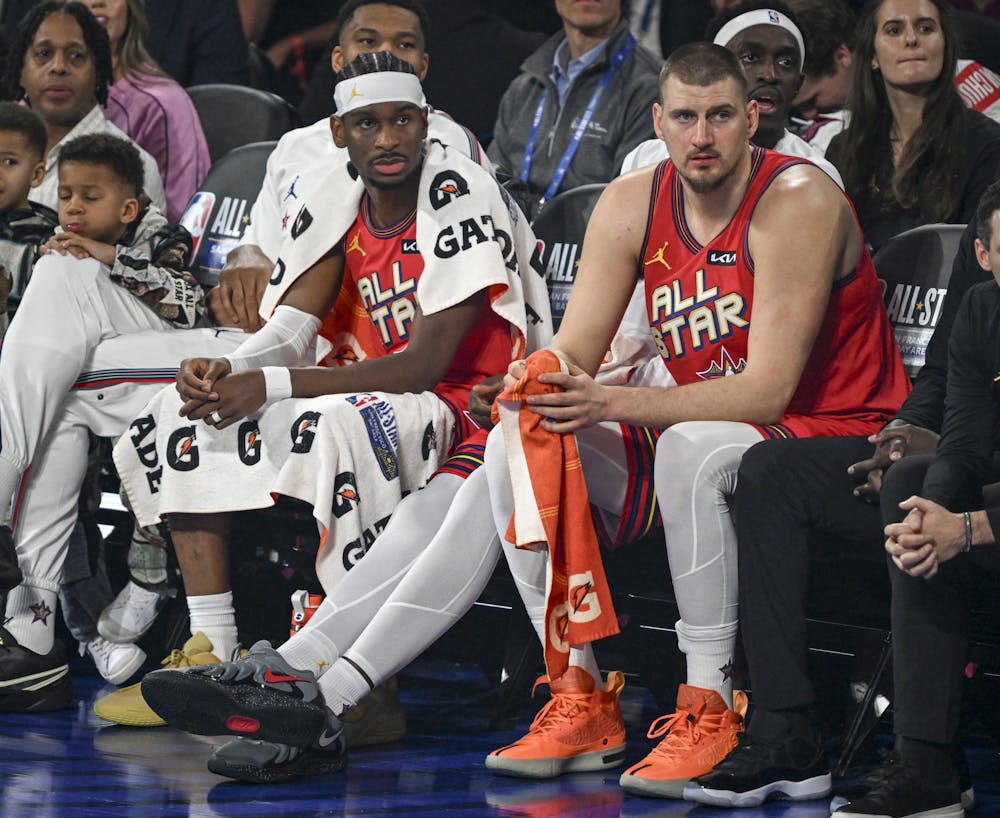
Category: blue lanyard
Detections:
[
  {"x1": 639, "y1": 0, "x2": 656, "y2": 37},
  {"x1": 520, "y1": 33, "x2": 637, "y2": 205}
]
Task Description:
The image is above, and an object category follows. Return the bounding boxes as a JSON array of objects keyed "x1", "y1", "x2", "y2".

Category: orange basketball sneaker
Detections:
[
  {"x1": 619, "y1": 684, "x2": 747, "y2": 798},
  {"x1": 486, "y1": 666, "x2": 627, "y2": 778}
]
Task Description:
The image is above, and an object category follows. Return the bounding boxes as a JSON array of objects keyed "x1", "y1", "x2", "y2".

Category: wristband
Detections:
[
  {"x1": 261, "y1": 366, "x2": 292, "y2": 406},
  {"x1": 964, "y1": 511, "x2": 973, "y2": 553}
]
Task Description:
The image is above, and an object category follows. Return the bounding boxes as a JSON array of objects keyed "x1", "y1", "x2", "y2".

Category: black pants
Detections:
[
  {"x1": 885, "y1": 457, "x2": 1000, "y2": 744},
  {"x1": 735, "y1": 435, "x2": 884, "y2": 712},
  {"x1": 736, "y1": 437, "x2": 1000, "y2": 744}
]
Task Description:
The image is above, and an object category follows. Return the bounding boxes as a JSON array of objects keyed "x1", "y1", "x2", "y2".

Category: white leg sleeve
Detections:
[
  {"x1": 653, "y1": 420, "x2": 763, "y2": 701},
  {"x1": 485, "y1": 422, "x2": 630, "y2": 681},
  {"x1": 318, "y1": 468, "x2": 501, "y2": 710},
  {"x1": 278, "y1": 473, "x2": 464, "y2": 674}
]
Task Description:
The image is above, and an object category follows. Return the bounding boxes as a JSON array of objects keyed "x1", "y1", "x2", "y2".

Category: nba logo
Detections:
[
  {"x1": 768, "y1": 10, "x2": 780, "y2": 23},
  {"x1": 178, "y1": 191, "x2": 216, "y2": 264}
]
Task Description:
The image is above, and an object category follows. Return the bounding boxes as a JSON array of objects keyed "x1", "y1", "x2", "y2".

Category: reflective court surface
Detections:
[{"x1": 2, "y1": 658, "x2": 999, "y2": 817}]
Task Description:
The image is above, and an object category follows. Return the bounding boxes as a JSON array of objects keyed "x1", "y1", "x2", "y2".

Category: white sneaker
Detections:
[
  {"x1": 97, "y1": 581, "x2": 166, "y2": 644},
  {"x1": 86, "y1": 636, "x2": 146, "y2": 685}
]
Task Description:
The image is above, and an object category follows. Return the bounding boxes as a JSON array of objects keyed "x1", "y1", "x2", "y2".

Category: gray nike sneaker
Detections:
[
  {"x1": 140, "y1": 640, "x2": 326, "y2": 745},
  {"x1": 207, "y1": 736, "x2": 347, "y2": 783}
]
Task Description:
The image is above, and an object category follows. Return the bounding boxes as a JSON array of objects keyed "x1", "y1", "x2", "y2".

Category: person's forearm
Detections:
[
  {"x1": 972, "y1": 510, "x2": 997, "y2": 547},
  {"x1": 602, "y1": 370, "x2": 793, "y2": 428},
  {"x1": 289, "y1": 349, "x2": 447, "y2": 399}
]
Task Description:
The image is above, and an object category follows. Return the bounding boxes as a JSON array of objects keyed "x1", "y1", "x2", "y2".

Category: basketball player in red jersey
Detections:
[{"x1": 481, "y1": 41, "x2": 909, "y2": 799}]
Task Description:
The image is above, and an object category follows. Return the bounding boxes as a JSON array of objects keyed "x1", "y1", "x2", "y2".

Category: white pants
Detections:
[{"x1": 0, "y1": 253, "x2": 243, "y2": 592}]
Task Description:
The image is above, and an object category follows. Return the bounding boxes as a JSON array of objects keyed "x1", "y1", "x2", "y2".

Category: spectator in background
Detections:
[
  {"x1": 488, "y1": 0, "x2": 660, "y2": 219},
  {"x1": 143, "y1": 0, "x2": 250, "y2": 87},
  {"x1": 789, "y1": 0, "x2": 1000, "y2": 155},
  {"x1": 827, "y1": 0, "x2": 1000, "y2": 253},
  {"x1": 620, "y1": 0, "x2": 843, "y2": 190},
  {"x1": 297, "y1": 0, "x2": 545, "y2": 144},
  {"x1": 1, "y1": 2, "x2": 166, "y2": 213},
  {"x1": 82, "y1": 0, "x2": 210, "y2": 221},
  {"x1": 237, "y1": 0, "x2": 339, "y2": 105}
]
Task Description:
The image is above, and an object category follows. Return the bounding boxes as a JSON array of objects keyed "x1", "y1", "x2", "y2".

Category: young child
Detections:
[
  {"x1": 0, "y1": 102, "x2": 57, "y2": 336},
  {"x1": 42, "y1": 133, "x2": 203, "y2": 328},
  {"x1": 26, "y1": 132, "x2": 204, "y2": 686}
]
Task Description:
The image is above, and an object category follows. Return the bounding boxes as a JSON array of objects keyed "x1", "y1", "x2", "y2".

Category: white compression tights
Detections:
[
  {"x1": 484, "y1": 422, "x2": 630, "y2": 686},
  {"x1": 278, "y1": 468, "x2": 501, "y2": 714},
  {"x1": 654, "y1": 420, "x2": 763, "y2": 704}
]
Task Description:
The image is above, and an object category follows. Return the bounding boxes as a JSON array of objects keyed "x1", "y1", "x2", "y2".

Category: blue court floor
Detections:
[{"x1": 2, "y1": 657, "x2": 999, "y2": 817}]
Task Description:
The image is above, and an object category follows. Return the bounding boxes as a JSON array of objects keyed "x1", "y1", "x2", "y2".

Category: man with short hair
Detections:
[
  {"x1": 111, "y1": 51, "x2": 545, "y2": 783},
  {"x1": 3, "y1": 1, "x2": 166, "y2": 212},
  {"x1": 620, "y1": 0, "x2": 842, "y2": 188},
  {"x1": 488, "y1": 0, "x2": 660, "y2": 218},
  {"x1": 482, "y1": 41, "x2": 908, "y2": 799}
]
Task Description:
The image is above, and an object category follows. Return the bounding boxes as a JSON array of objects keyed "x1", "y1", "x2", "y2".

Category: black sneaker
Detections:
[
  {"x1": 683, "y1": 729, "x2": 831, "y2": 807},
  {"x1": 140, "y1": 640, "x2": 327, "y2": 745},
  {"x1": 833, "y1": 760, "x2": 963, "y2": 818},
  {"x1": 836, "y1": 748, "x2": 974, "y2": 813},
  {"x1": 207, "y1": 734, "x2": 347, "y2": 784},
  {"x1": 0, "y1": 526, "x2": 22, "y2": 593},
  {"x1": 0, "y1": 628, "x2": 72, "y2": 712}
]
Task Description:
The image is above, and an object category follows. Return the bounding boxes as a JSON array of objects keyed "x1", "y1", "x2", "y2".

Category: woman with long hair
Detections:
[
  {"x1": 83, "y1": 0, "x2": 210, "y2": 221},
  {"x1": 828, "y1": 0, "x2": 1000, "y2": 252}
]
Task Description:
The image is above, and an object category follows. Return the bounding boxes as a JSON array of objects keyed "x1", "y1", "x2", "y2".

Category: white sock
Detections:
[
  {"x1": 318, "y1": 653, "x2": 375, "y2": 716},
  {"x1": 5, "y1": 584, "x2": 59, "y2": 654},
  {"x1": 568, "y1": 643, "x2": 602, "y2": 687},
  {"x1": 187, "y1": 591, "x2": 238, "y2": 660},
  {"x1": 685, "y1": 649, "x2": 735, "y2": 708}
]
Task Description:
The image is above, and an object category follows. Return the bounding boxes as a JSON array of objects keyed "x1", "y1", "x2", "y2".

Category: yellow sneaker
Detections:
[
  {"x1": 486, "y1": 666, "x2": 626, "y2": 778},
  {"x1": 93, "y1": 632, "x2": 220, "y2": 727},
  {"x1": 343, "y1": 676, "x2": 407, "y2": 748},
  {"x1": 619, "y1": 684, "x2": 747, "y2": 798}
]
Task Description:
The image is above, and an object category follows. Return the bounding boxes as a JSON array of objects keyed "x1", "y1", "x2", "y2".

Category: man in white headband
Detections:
[
  {"x1": 107, "y1": 50, "x2": 550, "y2": 784},
  {"x1": 620, "y1": 0, "x2": 842, "y2": 188}
]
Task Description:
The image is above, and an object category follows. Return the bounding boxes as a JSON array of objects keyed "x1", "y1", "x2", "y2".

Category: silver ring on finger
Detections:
[{"x1": 209, "y1": 409, "x2": 223, "y2": 424}]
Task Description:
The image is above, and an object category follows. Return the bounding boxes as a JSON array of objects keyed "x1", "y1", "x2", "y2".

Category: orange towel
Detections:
[{"x1": 494, "y1": 350, "x2": 619, "y2": 680}]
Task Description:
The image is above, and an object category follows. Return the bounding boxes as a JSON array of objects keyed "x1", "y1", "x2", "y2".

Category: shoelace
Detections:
[
  {"x1": 161, "y1": 647, "x2": 204, "y2": 669},
  {"x1": 644, "y1": 702, "x2": 730, "y2": 760},
  {"x1": 526, "y1": 691, "x2": 591, "y2": 736}
]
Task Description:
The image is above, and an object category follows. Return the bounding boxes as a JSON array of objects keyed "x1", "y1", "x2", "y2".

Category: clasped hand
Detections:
[{"x1": 175, "y1": 357, "x2": 265, "y2": 429}]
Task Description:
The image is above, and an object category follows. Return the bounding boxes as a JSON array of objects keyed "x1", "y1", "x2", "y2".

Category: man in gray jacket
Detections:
[{"x1": 488, "y1": 0, "x2": 660, "y2": 219}]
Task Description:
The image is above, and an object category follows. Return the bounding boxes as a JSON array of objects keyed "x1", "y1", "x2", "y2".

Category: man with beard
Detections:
[
  {"x1": 620, "y1": 1, "x2": 841, "y2": 188},
  {"x1": 479, "y1": 41, "x2": 908, "y2": 799}
]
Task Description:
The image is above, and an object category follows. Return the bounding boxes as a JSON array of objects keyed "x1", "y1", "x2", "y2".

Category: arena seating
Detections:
[
  {"x1": 176, "y1": 140, "x2": 277, "y2": 286},
  {"x1": 186, "y1": 84, "x2": 299, "y2": 163}
]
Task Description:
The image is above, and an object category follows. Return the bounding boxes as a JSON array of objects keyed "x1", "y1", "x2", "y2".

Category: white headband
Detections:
[
  {"x1": 713, "y1": 9, "x2": 805, "y2": 71},
  {"x1": 334, "y1": 71, "x2": 426, "y2": 116}
]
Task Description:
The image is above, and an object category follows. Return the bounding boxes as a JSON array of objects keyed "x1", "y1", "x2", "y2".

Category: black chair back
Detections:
[
  {"x1": 529, "y1": 183, "x2": 607, "y2": 328},
  {"x1": 187, "y1": 84, "x2": 299, "y2": 164},
  {"x1": 872, "y1": 223, "x2": 965, "y2": 378},
  {"x1": 177, "y1": 141, "x2": 276, "y2": 287}
]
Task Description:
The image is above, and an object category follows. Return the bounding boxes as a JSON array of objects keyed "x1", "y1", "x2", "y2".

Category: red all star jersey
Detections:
[
  {"x1": 336, "y1": 195, "x2": 512, "y2": 440},
  {"x1": 640, "y1": 146, "x2": 910, "y2": 439}
]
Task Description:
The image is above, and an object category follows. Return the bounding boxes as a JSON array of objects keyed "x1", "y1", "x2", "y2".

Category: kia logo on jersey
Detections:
[{"x1": 707, "y1": 249, "x2": 737, "y2": 266}]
